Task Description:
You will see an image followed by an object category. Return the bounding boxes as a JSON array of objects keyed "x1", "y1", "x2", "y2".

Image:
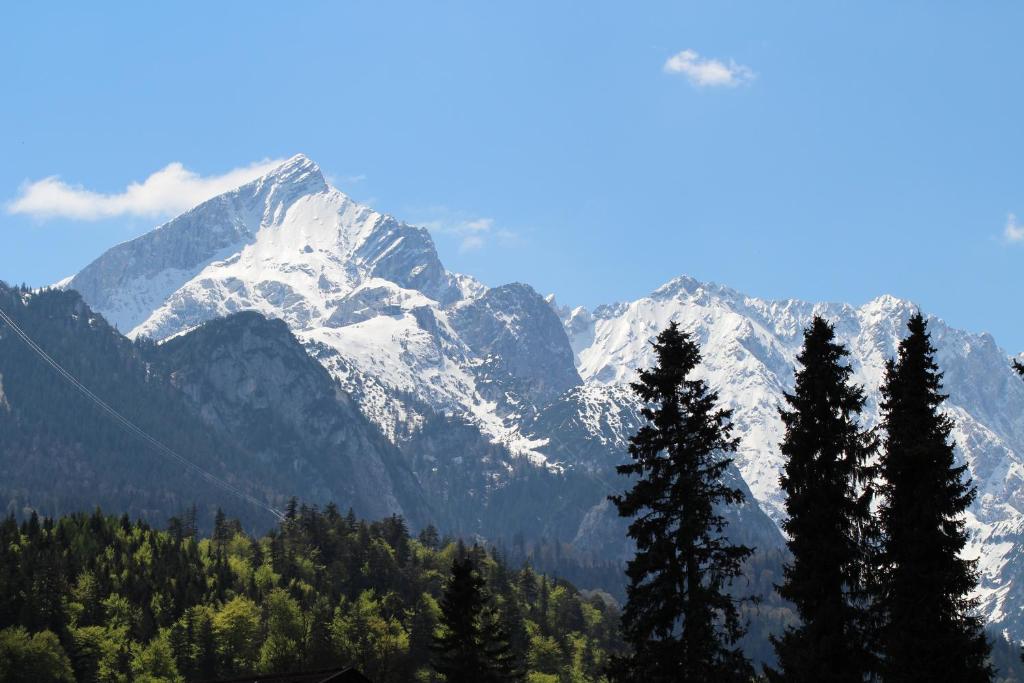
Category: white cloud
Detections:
[
  {"x1": 7, "y1": 158, "x2": 285, "y2": 221},
  {"x1": 450, "y1": 217, "x2": 494, "y2": 252},
  {"x1": 460, "y1": 234, "x2": 487, "y2": 252},
  {"x1": 418, "y1": 213, "x2": 517, "y2": 252},
  {"x1": 462, "y1": 218, "x2": 494, "y2": 233},
  {"x1": 1005, "y1": 213, "x2": 1024, "y2": 243},
  {"x1": 327, "y1": 173, "x2": 367, "y2": 187},
  {"x1": 663, "y1": 49, "x2": 754, "y2": 87}
]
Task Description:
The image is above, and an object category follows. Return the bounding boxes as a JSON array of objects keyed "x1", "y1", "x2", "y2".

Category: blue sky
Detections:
[{"x1": 2, "y1": 2, "x2": 1022, "y2": 350}]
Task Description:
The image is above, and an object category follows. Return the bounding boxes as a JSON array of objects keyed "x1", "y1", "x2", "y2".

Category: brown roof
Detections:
[{"x1": 196, "y1": 667, "x2": 371, "y2": 683}]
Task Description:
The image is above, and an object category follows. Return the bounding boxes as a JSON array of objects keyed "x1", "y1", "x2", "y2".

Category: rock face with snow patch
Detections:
[
  {"x1": 450, "y1": 283, "x2": 581, "y2": 410},
  {"x1": 151, "y1": 310, "x2": 430, "y2": 524},
  {"x1": 71, "y1": 157, "x2": 329, "y2": 333},
  {"x1": 69, "y1": 155, "x2": 522, "y2": 451}
]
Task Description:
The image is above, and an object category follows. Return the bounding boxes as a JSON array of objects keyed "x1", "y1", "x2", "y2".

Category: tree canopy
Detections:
[{"x1": 0, "y1": 505, "x2": 623, "y2": 682}]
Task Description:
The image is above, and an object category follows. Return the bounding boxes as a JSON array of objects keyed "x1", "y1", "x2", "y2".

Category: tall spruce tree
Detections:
[
  {"x1": 609, "y1": 322, "x2": 754, "y2": 683},
  {"x1": 431, "y1": 556, "x2": 523, "y2": 682},
  {"x1": 770, "y1": 316, "x2": 877, "y2": 682},
  {"x1": 877, "y1": 313, "x2": 991, "y2": 682}
]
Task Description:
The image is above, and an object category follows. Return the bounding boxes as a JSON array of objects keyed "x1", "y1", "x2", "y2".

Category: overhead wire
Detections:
[{"x1": 0, "y1": 302, "x2": 285, "y2": 521}]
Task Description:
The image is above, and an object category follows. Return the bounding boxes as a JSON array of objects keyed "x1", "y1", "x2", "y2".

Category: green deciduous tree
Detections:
[
  {"x1": 213, "y1": 596, "x2": 261, "y2": 675},
  {"x1": 331, "y1": 590, "x2": 409, "y2": 682},
  {"x1": 259, "y1": 589, "x2": 304, "y2": 674},
  {"x1": 131, "y1": 632, "x2": 183, "y2": 683},
  {"x1": 0, "y1": 626, "x2": 75, "y2": 683}
]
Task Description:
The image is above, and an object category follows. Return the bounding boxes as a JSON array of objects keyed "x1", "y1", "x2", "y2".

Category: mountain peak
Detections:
[
  {"x1": 276, "y1": 152, "x2": 319, "y2": 173},
  {"x1": 653, "y1": 274, "x2": 701, "y2": 296},
  {"x1": 861, "y1": 293, "x2": 917, "y2": 318},
  {"x1": 651, "y1": 274, "x2": 738, "y2": 302},
  {"x1": 257, "y1": 153, "x2": 328, "y2": 194}
]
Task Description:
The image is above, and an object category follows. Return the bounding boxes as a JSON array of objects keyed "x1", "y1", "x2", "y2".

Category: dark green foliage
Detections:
[
  {"x1": 0, "y1": 506, "x2": 623, "y2": 682},
  {"x1": 770, "y1": 317, "x2": 878, "y2": 682},
  {"x1": 610, "y1": 322, "x2": 754, "y2": 682},
  {"x1": 0, "y1": 626, "x2": 75, "y2": 682},
  {"x1": 431, "y1": 556, "x2": 524, "y2": 682},
  {"x1": 418, "y1": 524, "x2": 441, "y2": 550},
  {"x1": 877, "y1": 313, "x2": 991, "y2": 682}
]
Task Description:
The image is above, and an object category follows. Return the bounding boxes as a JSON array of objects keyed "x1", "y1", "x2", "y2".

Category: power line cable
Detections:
[{"x1": 0, "y1": 302, "x2": 285, "y2": 521}]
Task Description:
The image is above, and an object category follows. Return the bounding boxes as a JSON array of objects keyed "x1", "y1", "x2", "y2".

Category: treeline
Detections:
[
  {"x1": 606, "y1": 314, "x2": 999, "y2": 682},
  {"x1": 0, "y1": 503, "x2": 624, "y2": 682}
]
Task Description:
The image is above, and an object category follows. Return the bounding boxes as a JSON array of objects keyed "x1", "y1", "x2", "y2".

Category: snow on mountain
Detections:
[
  {"x1": 561, "y1": 275, "x2": 1024, "y2": 639},
  {"x1": 68, "y1": 154, "x2": 1024, "y2": 640},
  {"x1": 69, "y1": 155, "x2": 569, "y2": 460}
]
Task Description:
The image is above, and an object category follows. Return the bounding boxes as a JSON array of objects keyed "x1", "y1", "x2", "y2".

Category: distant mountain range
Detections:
[{"x1": 3, "y1": 154, "x2": 1023, "y2": 654}]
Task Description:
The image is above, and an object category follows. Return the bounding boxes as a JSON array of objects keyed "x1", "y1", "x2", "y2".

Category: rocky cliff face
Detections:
[
  {"x1": 151, "y1": 311, "x2": 430, "y2": 525},
  {"x1": 450, "y1": 282, "x2": 582, "y2": 411}
]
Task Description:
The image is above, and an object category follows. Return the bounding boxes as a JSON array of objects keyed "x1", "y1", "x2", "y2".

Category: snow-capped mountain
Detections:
[
  {"x1": 68, "y1": 155, "x2": 1024, "y2": 642},
  {"x1": 555, "y1": 275, "x2": 1024, "y2": 640},
  {"x1": 70, "y1": 154, "x2": 571, "y2": 457}
]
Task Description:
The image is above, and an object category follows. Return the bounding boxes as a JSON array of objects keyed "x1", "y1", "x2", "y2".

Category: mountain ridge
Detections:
[{"x1": 62, "y1": 154, "x2": 1024, "y2": 644}]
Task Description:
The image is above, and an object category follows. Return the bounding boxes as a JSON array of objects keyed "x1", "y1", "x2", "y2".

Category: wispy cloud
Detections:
[
  {"x1": 1005, "y1": 213, "x2": 1024, "y2": 243},
  {"x1": 418, "y1": 212, "x2": 518, "y2": 253},
  {"x1": 663, "y1": 49, "x2": 755, "y2": 87},
  {"x1": 327, "y1": 173, "x2": 367, "y2": 187},
  {"x1": 7, "y1": 158, "x2": 285, "y2": 221}
]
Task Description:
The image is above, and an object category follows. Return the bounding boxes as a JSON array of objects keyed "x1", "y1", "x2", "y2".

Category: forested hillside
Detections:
[{"x1": 0, "y1": 505, "x2": 624, "y2": 682}]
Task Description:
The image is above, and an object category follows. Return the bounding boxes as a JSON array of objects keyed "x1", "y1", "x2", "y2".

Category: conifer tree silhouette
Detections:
[
  {"x1": 610, "y1": 322, "x2": 753, "y2": 682},
  {"x1": 770, "y1": 316, "x2": 877, "y2": 682},
  {"x1": 877, "y1": 313, "x2": 991, "y2": 682}
]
